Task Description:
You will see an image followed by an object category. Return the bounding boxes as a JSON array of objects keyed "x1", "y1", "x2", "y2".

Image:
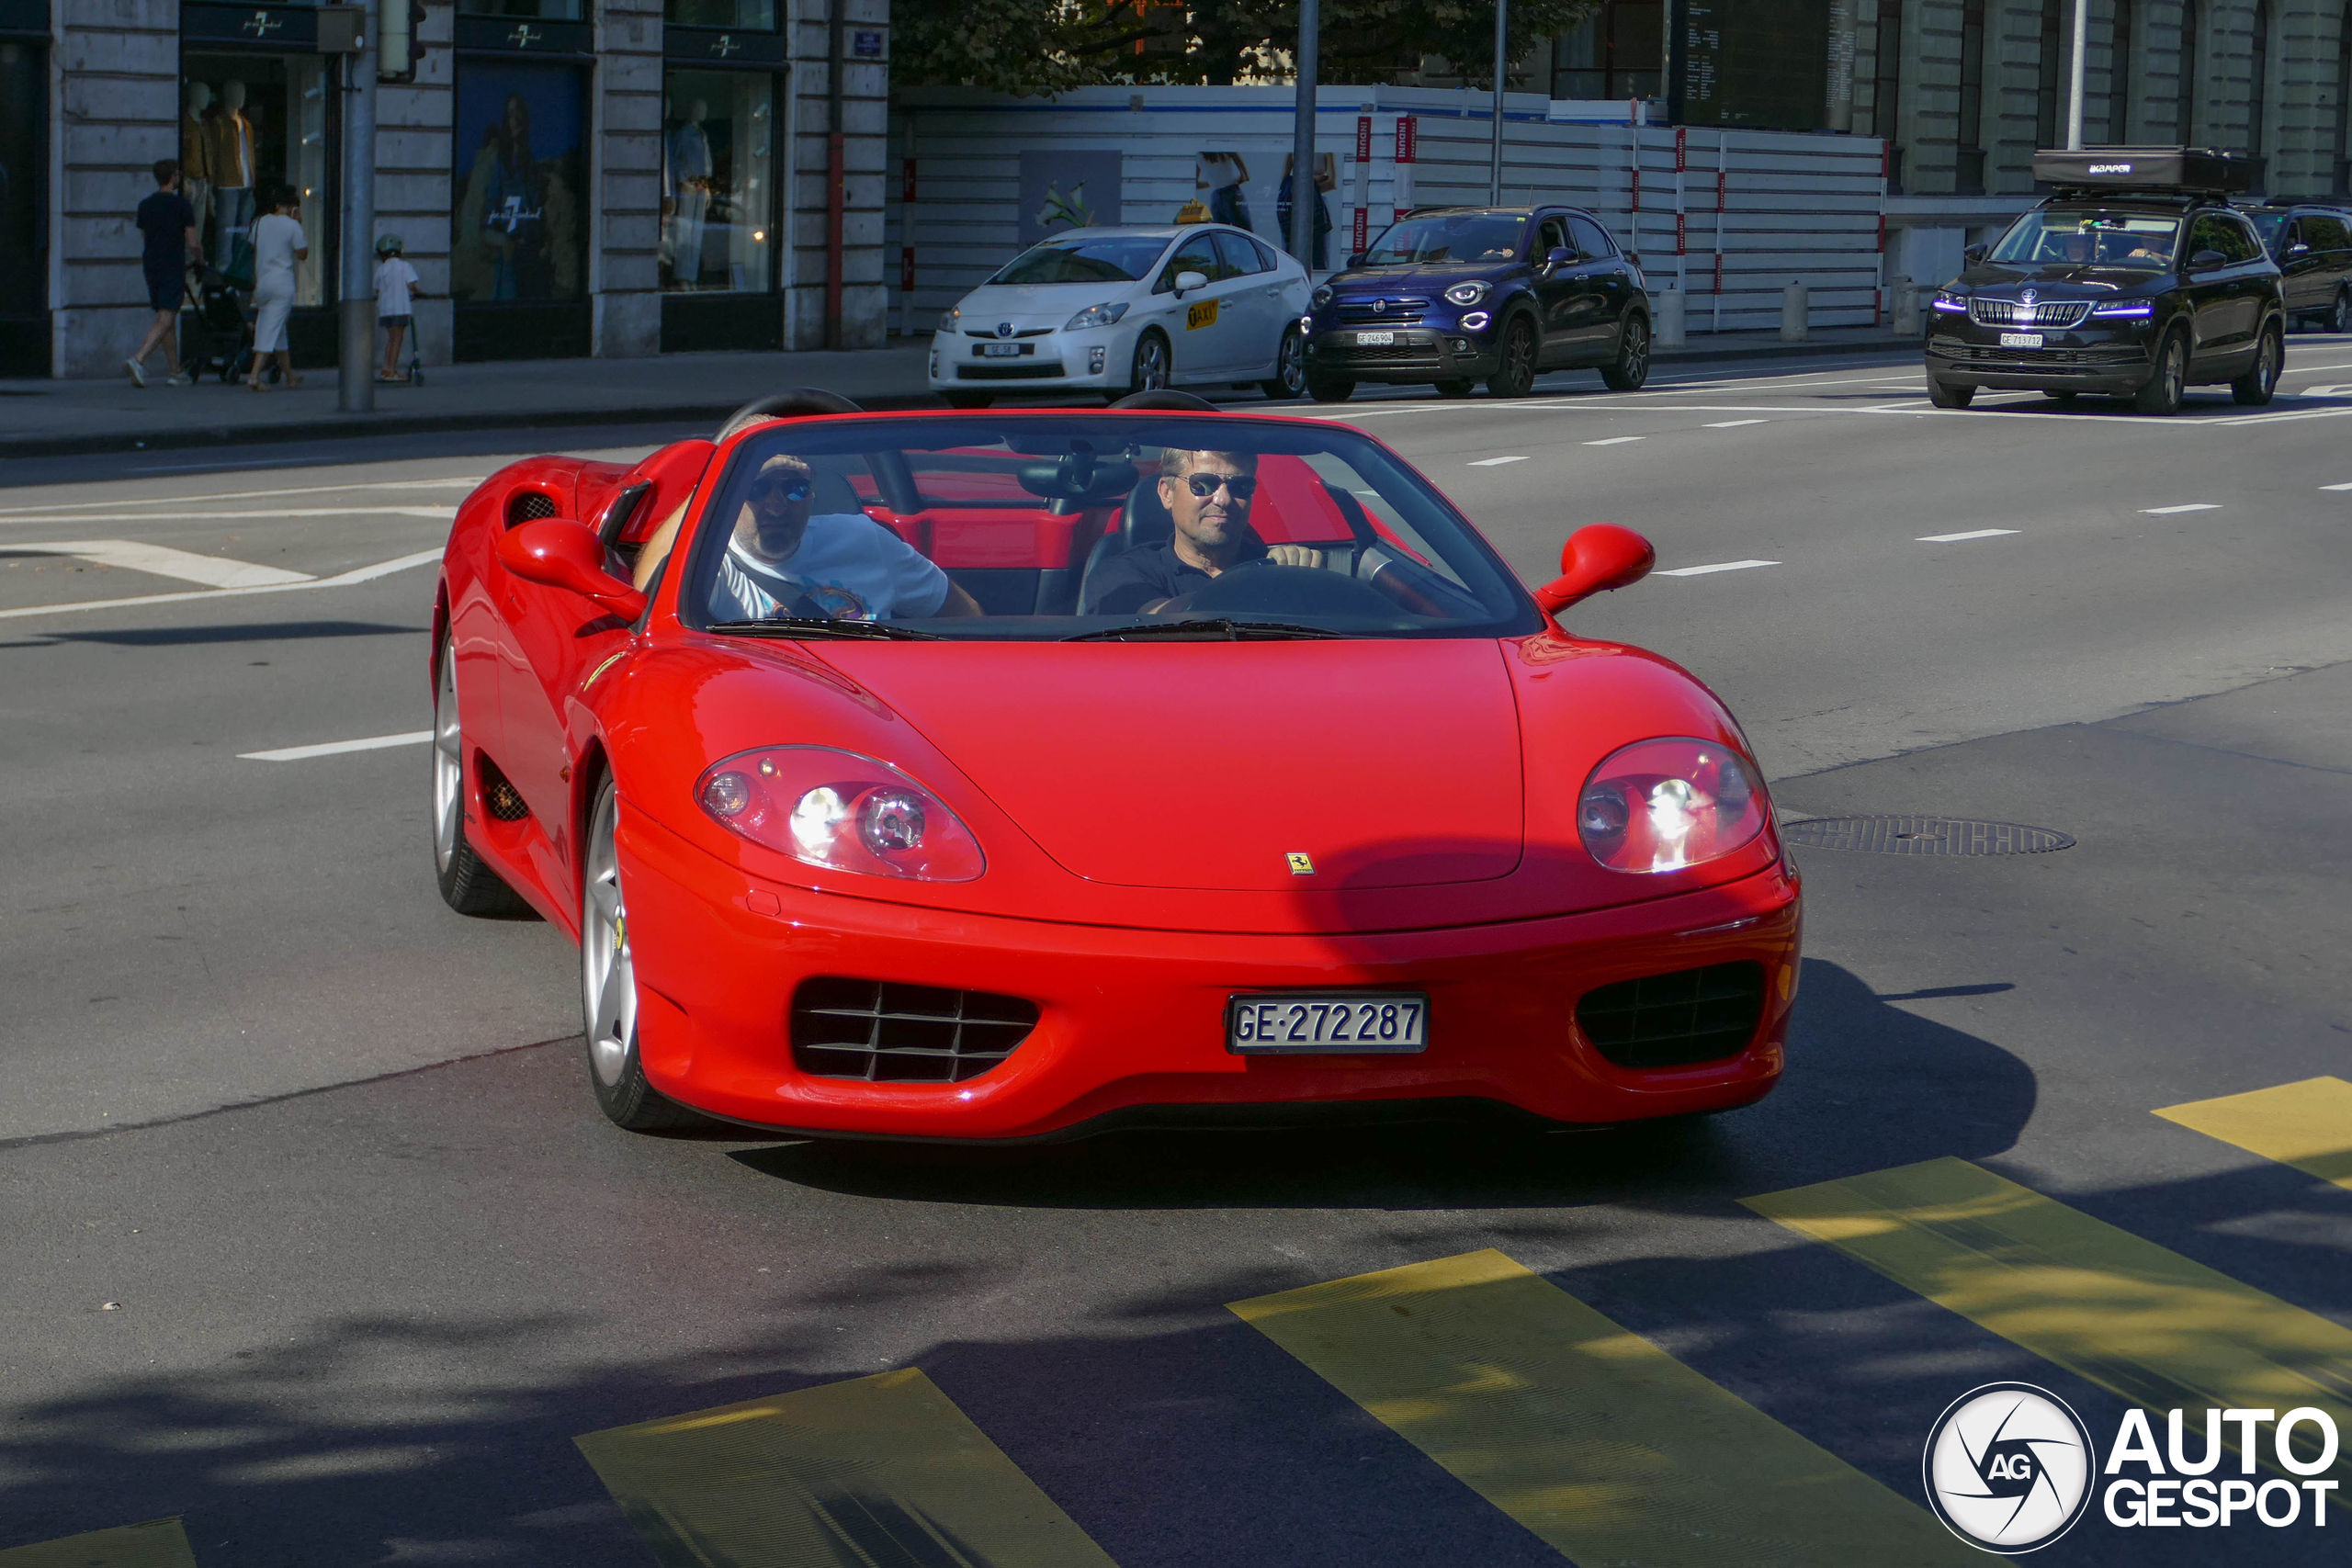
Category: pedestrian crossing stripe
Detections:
[
  {"x1": 1744, "y1": 1156, "x2": 2352, "y2": 1476},
  {"x1": 2154, "y1": 1076, "x2": 2352, "y2": 1192},
  {"x1": 0, "y1": 1517, "x2": 198, "y2": 1568},
  {"x1": 1229, "y1": 1248, "x2": 1980, "y2": 1567},
  {"x1": 573, "y1": 1366, "x2": 1119, "y2": 1568}
]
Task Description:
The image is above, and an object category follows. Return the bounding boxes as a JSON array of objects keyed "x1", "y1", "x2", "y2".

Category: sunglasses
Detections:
[
  {"x1": 752, "y1": 475, "x2": 814, "y2": 502},
  {"x1": 1182, "y1": 473, "x2": 1257, "y2": 500}
]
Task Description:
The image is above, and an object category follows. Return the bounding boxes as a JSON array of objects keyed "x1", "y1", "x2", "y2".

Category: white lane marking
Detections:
[
  {"x1": 1583, "y1": 435, "x2": 1647, "y2": 446},
  {"x1": 2291, "y1": 384, "x2": 2352, "y2": 398},
  {"x1": 0, "y1": 547, "x2": 442, "y2": 621},
  {"x1": 0, "y1": 478, "x2": 481, "y2": 515},
  {"x1": 2142, "y1": 502, "x2": 2221, "y2": 514},
  {"x1": 2207, "y1": 404, "x2": 2352, "y2": 427},
  {"x1": 1917, "y1": 528, "x2": 2021, "y2": 543},
  {"x1": 1466, "y1": 455, "x2": 1531, "y2": 467},
  {"x1": 0, "y1": 507, "x2": 458, "y2": 527},
  {"x1": 239, "y1": 731, "x2": 433, "y2": 763},
  {"x1": 1657, "y1": 558, "x2": 1780, "y2": 577},
  {"x1": 2323, "y1": 481, "x2": 2352, "y2": 491},
  {"x1": 1703, "y1": 419, "x2": 1771, "y2": 428},
  {"x1": 9, "y1": 539, "x2": 313, "y2": 588}
]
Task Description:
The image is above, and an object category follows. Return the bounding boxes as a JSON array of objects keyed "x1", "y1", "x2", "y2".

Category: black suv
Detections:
[
  {"x1": 1301, "y1": 206, "x2": 1652, "y2": 402},
  {"x1": 2240, "y1": 201, "x2": 2352, "y2": 333},
  {"x1": 1926, "y1": 148, "x2": 2286, "y2": 416}
]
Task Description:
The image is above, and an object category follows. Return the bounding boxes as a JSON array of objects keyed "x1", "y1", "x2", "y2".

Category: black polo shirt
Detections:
[{"x1": 1083, "y1": 535, "x2": 1269, "y2": 615}]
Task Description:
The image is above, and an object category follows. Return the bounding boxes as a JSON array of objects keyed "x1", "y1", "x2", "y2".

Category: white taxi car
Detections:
[{"x1": 929, "y1": 224, "x2": 1311, "y2": 406}]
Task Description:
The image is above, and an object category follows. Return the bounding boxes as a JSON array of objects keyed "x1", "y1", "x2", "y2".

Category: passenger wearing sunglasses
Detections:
[
  {"x1": 1082, "y1": 448, "x2": 1326, "y2": 615},
  {"x1": 701, "y1": 454, "x2": 982, "y2": 623}
]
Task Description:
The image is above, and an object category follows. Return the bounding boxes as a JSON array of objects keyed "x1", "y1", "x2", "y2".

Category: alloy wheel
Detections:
[
  {"x1": 2335, "y1": 291, "x2": 2351, "y2": 335},
  {"x1": 432, "y1": 640, "x2": 463, "y2": 874},
  {"x1": 582, "y1": 784, "x2": 636, "y2": 1089},
  {"x1": 1134, "y1": 335, "x2": 1170, "y2": 392},
  {"x1": 1274, "y1": 330, "x2": 1305, "y2": 395}
]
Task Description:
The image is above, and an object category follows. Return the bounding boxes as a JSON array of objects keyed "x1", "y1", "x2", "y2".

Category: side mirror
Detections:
[
  {"x1": 1962, "y1": 243, "x2": 1987, "y2": 265},
  {"x1": 2288, "y1": 241, "x2": 2312, "y2": 258},
  {"x1": 2188, "y1": 248, "x2": 2228, "y2": 272},
  {"x1": 1544, "y1": 245, "x2": 1577, "y2": 270},
  {"x1": 1345, "y1": 252, "x2": 1366, "y2": 268},
  {"x1": 498, "y1": 518, "x2": 649, "y2": 621},
  {"x1": 1172, "y1": 269, "x2": 1209, "y2": 296},
  {"x1": 1532, "y1": 524, "x2": 1654, "y2": 619}
]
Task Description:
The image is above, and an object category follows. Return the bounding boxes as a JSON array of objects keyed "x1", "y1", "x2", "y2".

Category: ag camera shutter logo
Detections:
[{"x1": 1924, "y1": 1382, "x2": 2097, "y2": 1552}]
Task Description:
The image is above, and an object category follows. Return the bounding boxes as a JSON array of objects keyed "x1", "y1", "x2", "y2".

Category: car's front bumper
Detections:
[
  {"x1": 1306, "y1": 328, "x2": 1500, "y2": 384},
  {"x1": 618, "y1": 808, "x2": 1802, "y2": 1142},
  {"x1": 927, "y1": 330, "x2": 1127, "y2": 392},
  {"x1": 1926, "y1": 319, "x2": 2157, "y2": 391}
]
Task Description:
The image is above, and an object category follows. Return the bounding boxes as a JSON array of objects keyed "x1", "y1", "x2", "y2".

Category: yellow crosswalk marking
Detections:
[
  {"x1": 574, "y1": 1367, "x2": 1119, "y2": 1567},
  {"x1": 1229, "y1": 1248, "x2": 1977, "y2": 1567},
  {"x1": 0, "y1": 1517, "x2": 198, "y2": 1568},
  {"x1": 2154, "y1": 1076, "x2": 2352, "y2": 1191},
  {"x1": 1745, "y1": 1156, "x2": 2352, "y2": 1474}
]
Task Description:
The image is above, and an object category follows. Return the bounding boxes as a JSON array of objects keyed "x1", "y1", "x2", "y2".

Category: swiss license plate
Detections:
[
  {"x1": 1999, "y1": 332, "x2": 2044, "y2": 349},
  {"x1": 1355, "y1": 330, "x2": 1397, "y2": 346},
  {"x1": 976, "y1": 342, "x2": 1029, "y2": 357},
  {"x1": 1227, "y1": 992, "x2": 1429, "y2": 1055}
]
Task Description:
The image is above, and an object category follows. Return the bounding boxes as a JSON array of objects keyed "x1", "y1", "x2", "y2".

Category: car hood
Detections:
[
  {"x1": 1329, "y1": 263, "x2": 1520, "y2": 294},
  {"x1": 818, "y1": 640, "x2": 1523, "y2": 892},
  {"x1": 950, "y1": 282, "x2": 1145, "y2": 333},
  {"x1": 1956, "y1": 262, "x2": 2170, "y2": 293}
]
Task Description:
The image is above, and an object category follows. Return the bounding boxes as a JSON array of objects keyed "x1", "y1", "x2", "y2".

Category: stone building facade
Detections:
[{"x1": 12, "y1": 0, "x2": 888, "y2": 378}]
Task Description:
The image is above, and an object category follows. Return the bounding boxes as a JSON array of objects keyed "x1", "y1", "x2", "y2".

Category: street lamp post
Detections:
[
  {"x1": 338, "y1": 0, "x2": 378, "y2": 412},
  {"x1": 1291, "y1": 0, "x2": 1319, "y2": 270},
  {"x1": 2065, "y1": 0, "x2": 2087, "y2": 150},
  {"x1": 1489, "y1": 0, "x2": 1508, "y2": 203}
]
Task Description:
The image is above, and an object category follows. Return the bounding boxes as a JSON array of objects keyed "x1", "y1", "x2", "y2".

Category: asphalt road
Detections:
[{"x1": 4, "y1": 345, "x2": 2350, "y2": 1567}]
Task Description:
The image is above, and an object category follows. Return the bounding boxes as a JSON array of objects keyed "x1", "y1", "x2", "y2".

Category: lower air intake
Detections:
[
  {"x1": 790, "y1": 977, "x2": 1040, "y2": 1084},
  {"x1": 1576, "y1": 961, "x2": 1767, "y2": 1069}
]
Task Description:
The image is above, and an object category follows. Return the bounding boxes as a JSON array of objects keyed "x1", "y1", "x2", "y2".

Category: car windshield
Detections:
[
  {"x1": 1986, "y1": 208, "x2": 2181, "y2": 268},
  {"x1": 1362, "y1": 214, "x2": 1528, "y2": 265},
  {"x1": 680, "y1": 414, "x2": 1540, "y2": 643},
  {"x1": 2246, "y1": 210, "x2": 2290, "y2": 252},
  {"x1": 987, "y1": 235, "x2": 1170, "y2": 286}
]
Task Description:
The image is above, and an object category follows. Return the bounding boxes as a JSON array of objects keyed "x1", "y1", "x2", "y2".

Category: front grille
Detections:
[
  {"x1": 1941, "y1": 344, "x2": 2146, "y2": 370},
  {"x1": 1968, "y1": 298, "x2": 2093, "y2": 329},
  {"x1": 966, "y1": 327, "x2": 1056, "y2": 339},
  {"x1": 790, "y1": 977, "x2": 1040, "y2": 1083},
  {"x1": 957, "y1": 363, "x2": 1068, "y2": 380},
  {"x1": 1335, "y1": 297, "x2": 1431, "y2": 327},
  {"x1": 505, "y1": 490, "x2": 560, "y2": 527},
  {"x1": 1576, "y1": 961, "x2": 1767, "y2": 1069}
]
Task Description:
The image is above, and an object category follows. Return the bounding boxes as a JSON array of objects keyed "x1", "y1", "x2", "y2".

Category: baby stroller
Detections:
[{"x1": 178, "y1": 264, "x2": 254, "y2": 384}]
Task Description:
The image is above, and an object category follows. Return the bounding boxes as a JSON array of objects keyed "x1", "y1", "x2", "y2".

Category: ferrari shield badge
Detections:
[{"x1": 1286, "y1": 852, "x2": 1316, "y2": 875}]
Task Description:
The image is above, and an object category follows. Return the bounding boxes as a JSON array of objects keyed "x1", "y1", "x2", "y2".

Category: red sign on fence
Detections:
[
  {"x1": 900, "y1": 246, "x2": 914, "y2": 292},
  {"x1": 1716, "y1": 171, "x2": 1727, "y2": 212},
  {"x1": 1395, "y1": 116, "x2": 1416, "y2": 164},
  {"x1": 901, "y1": 158, "x2": 916, "y2": 204},
  {"x1": 1630, "y1": 168, "x2": 1640, "y2": 213},
  {"x1": 1356, "y1": 116, "x2": 1372, "y2": 162},
  {"x1": 1713, "y1": 253, "x2": 1724, "y2": 293},
  {"x1": 1676, "y1": 212, "x2": 1686, "y2": 255},
  {"x1": 1675, "y1": 126, "x2": 1686, "y2": 173},
  {"x1": 1352, "y1": 207, "x2": 1369, "y2": 253}
]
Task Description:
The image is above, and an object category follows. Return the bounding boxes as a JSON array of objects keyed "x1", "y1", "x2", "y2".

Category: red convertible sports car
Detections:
[{"x1": 430, "y1": 389, "x2": 1799, "y2": 1141}]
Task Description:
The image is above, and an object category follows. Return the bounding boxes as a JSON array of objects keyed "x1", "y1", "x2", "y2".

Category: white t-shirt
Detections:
[
  {"x1": 253, "y1": 213, "x2": 306, "y2": 293},
  {"x1": 375, "y1": 255, "x2": 420, "y2": 316},
  {"x1": 1200, "y1": 154, "x2": 1244, "y2": 191},
  {"x1": 715, "y1": 513, "x2": 951, "y2": 622}
]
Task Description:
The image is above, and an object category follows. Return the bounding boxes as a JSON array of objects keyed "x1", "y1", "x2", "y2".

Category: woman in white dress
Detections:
[{"x1": 246, "y1": 186, "x2": 309, "y2": 390}]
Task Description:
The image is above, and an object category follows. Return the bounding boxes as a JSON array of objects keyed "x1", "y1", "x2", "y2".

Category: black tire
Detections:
[
  {"x1": 1926, "y1": 378, "x2": 1976, "y2": 409},
  {"x1": 2135, "y1": 328, "x2": 2188, "y2": 415},
  {"x1": 1434, "y1": 378, "x2": 1476, "y2": 398},
  {"x1": 1260, "y1": 326, "x2": 1307, "y2": 400},
  {"x1": 1306, "y1": 375, "x2": 1355, "y2": 403},
  {"x1": 2232, "y1": 321, "x2": 2282, "y2": 406},
  {"x1": 943, "y1": 391, "x2": 992, "y2": 410},
  {"x1": 2046, "y1": 389, "x2": 2078, "y2": 405},
  {"x1": 1600, "y1": 312, "x2": 1651, "y2": 390},
  {"x1": 1488, "y1": 317, "x2": 1538, "y2": 398},
  {"x1": 1127, "y1": 331, "x2": 1171, "y2": 397},
  {"x1": 2329, "y1": 288, "x2": 2352, "y2": 335},
  {"x1": 581, "y1": 774, "x2": 707, "y2": 1133},
  {"x1": 431, "y1": 637, "x2": 529, "y2": 918}
]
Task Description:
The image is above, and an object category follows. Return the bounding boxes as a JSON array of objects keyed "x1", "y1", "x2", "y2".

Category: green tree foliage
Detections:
[{"x1": 895, "y1": 0, "x2": 1598, "y2": 96}]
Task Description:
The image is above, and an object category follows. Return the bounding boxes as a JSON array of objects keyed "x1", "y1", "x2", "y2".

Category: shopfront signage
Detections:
[
  {"x1": 454, "y1": 15, "x2": 593, "y2": 55},
  {"x1": 183, "y1": 3, "x2": 319, "y2": 49},
  {"x1": 853, "y1": 29, "x2": 883, "y2": 58},
  {"x1": 662, "y1": 25, "x2": 788, "y2": 63},
  {"x1": 241, "y1": 9, "x2": 281, "y2": 37}
]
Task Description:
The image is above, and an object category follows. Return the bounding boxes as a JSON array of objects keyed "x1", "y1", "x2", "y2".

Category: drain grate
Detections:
[{"x1": 1780, "y1": 815, "x2": 2075, "y2": 856}]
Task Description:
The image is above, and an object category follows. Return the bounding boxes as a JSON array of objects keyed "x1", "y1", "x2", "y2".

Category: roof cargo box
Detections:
[{"x1": 2030, "y1": 147, "x2": 2255, "y2": 193}]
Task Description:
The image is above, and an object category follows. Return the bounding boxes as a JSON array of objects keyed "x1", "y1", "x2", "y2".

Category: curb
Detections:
[{"x1": 0, "y1": 338, "x2": 1921, "y2": 462}]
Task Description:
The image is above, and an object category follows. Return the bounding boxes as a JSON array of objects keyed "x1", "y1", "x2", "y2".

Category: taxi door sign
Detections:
[{"x1": 1186, "y1": 297, "x2": 1220, "y2": 331}]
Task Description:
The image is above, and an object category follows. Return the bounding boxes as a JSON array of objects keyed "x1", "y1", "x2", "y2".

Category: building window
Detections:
[
  {"x1": 1553, "y1": 0, "x2": 1663, "y2": 101},
  {"x1": 458, "y1": 0, "x2": 585, "y2": 18},
  {"x1": 182, "y1": 51, "x2": 333, "y2": 309},
  {"x1": 0, "y1": 36, "x2": 45, "y2": 376},
  {"x1": 1958, "y1": 0, "x2": 1987, "y2": 194},
  {"x1": 2336, "y1": 2, "x2": 2350, "y2": 194},
  {"x1": 451, "y1": 61, "x2": 590, "y2": 306},
  {"x1": 661, "y1": 71, "x2": 778, "y2": 294},
  {"x1": 1872, "y1": 0, "x2": 1905, "y2": 191},
  {"x1": 667, "y1": 0, "x2": 779, "y2": 26},
  {"x1": 2107, "y1": 0, "x2": 2135, "y2": 141},
  {"x1": 2176, "y1": 0, "x2": 2199, "y2": 142},
  {"x1": 2247, "y1": 0, "x2": 2268, "y2": 166},
  {"x1": 2036, "y1": 0, "x2": 2064, "y2": 148}
]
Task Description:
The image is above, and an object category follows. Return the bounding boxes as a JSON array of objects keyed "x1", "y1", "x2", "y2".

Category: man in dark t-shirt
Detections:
[
  {"x1": 129, "y1": 158, "x2": 198, "y2": 387},
  {"x1": 1083, "y1": 446, "x2": 1328, "y2": 615}
]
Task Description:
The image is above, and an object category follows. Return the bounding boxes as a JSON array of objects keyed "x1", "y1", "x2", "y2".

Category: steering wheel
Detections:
[{"x1": 1179, "y1": 562, "x2": 1405, "y2": 618}]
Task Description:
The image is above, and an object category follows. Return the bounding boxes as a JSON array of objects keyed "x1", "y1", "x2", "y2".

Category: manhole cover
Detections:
[{"x1": 1780, "y1": 815, "x2": 2075, "y2": 856}]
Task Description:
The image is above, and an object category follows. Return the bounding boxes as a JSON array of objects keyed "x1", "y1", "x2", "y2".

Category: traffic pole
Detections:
[
  {"x1": 2065, "y1": 0, "x2": 2087, "y2": 150},
  {"x1": 338, "y1": 0, "x2": 378, "y2": 412},
  {"x1": 1488, "y1": 0, "x2": 1507, "y2": 203},
  {"x1": 1291, "y1": 0, "x2": 1319, "y2": 270}
]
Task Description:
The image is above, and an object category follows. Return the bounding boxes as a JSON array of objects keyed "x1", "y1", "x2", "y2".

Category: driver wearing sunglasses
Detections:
[
  {"x1": 1082, "y1": 448, "x2": 1327, "y2": 615},
  {"x1": 704, "y1": 454, "x2": 982, "y2": 623}
]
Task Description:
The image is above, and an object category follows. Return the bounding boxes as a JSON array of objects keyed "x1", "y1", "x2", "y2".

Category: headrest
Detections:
[{"x1": 1124, "y1": 471, "x2": 1175, "y2": 550}]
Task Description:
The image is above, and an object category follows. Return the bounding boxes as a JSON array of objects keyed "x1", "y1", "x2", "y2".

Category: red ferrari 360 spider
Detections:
[{"x1": 430, "y1": 390, "x2": 1799, "y2": 1140}]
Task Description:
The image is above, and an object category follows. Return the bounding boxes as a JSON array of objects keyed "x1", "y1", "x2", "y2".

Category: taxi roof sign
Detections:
[{"x1": 2031, "y1": 146, "x2": 2255, "y2": 195}]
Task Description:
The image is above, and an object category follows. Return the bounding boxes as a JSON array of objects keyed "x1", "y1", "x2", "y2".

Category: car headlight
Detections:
[
  {"x1": 1931, "y1": 290, "x2": 1969, "y2": 312},
  {"x1": 1443, "y1": 281, "x2": 1491, "y2": 307},
  {"x1": 938, "y1": 307, "x2": 962, "y2": 333},
  {"x1": 696, "y1": 746, "x2": 985, "y2": 882},
  {"x1": 1310, "y1": 284, "x2": 1333, "y2": 310},
  {"x1": 1577, "y1": 738, "x2": 1768, "y2": 874},
  {"x1": 2090, "y1": 301, "x2": 2154, "y2": 318},
  {"x1": 1063, "y1": 301, "x2": 1129, "y2": 332}
]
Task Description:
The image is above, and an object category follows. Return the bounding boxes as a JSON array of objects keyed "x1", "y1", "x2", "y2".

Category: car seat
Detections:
[{"x1": 1077, "y1": 471, "x2": 1177, "y2": 612}]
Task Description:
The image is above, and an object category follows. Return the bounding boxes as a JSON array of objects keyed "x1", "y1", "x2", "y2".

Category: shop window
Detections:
[
  {"x1": 182, "y1": 51, "x2": 332, "y2": 308},
  {"x1": 452, "y1": 60, "x2": 590, "y2": 306},
  {"x1": 1553, "y1": 1, "x2": 1663, "y2": 101},
  {"x1": 662, "y1": 70, "x2": 777, "y2": 293},
  {"x1": 458, "y1": 0, "x2": 585, "y2": 19},
  {"x1": 0, "y1": 37, "x2": 45, "y2": 376},
  {"x1": 667, "y1": 0, "x2": 778, "y2": 27}
]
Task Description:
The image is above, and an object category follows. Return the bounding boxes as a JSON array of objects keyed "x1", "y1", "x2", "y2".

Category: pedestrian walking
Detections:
[
  {"x1": 245, "y1": 185, "x2": 308, "y2": 391},
  {"x1": 128, "y1": 159, "x2": 198, "y2": 388},
  {"x1": 374, "y1": 234, "x2": 425, "y2": 383}
]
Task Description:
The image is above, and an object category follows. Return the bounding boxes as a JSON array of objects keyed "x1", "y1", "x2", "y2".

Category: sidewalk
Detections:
[{"x1": 0, "y1": 326, "x2": 1919, "y2": 461}]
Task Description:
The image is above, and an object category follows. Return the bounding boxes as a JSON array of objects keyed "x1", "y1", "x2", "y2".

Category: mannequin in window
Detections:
[
  {"x1": 665, "y1": 97, "x2": 713, "y2": 288},
  {"x1": 204, "y1": 79, "x2": 256, "y2": 275},
  {"x1": 484, "y1": 92, "x2": 548, "y2": 300},
  {"x1": 181, "y1": 82, "x2": 213, "y2": 264}
]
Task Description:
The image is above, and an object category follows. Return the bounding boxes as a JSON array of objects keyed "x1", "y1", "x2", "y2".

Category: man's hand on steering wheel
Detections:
[{"x1": 1261, "y1": 545, "x2": 1326, "y2": 570}]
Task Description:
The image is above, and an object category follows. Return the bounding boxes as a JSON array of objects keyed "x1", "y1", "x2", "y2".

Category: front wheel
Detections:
[
  {"x1": 1926, "y1": 378, "x2": 1976, "y2": 409},
  {"x1": 1600, "y1": 313, "x2": 1651, "y2": 390},
  {"x1": 2135, "y1": 329, "x2": 2188, "y2": 415},
  {"x1": 582, "y1": 775, "x2": 707, "y2": 1132},
  {"x1": 1260, "y1": 326, "x2": 1306, "y2": 400},
  {"x1": 2232, "y1": 322, "x2": 2282, "y2": 406},
  {"x1": 1487, "y1": 318, "x2": 1538, "y2": 399},
  {"x1": 1128, "y1": 331, "x2": 1171, "y2": 397},
  {"x1": 2329, "y1": 288, "x2": 2351, "y2": 335},
  {"x1": 1306, "y1": 375, "x2": 1355, "y2": 404},
  {"x1": 943, "y1": 390, "x2": 993, "y2": 410},
  {"x1": 431, "y1": 637, "x2": 527, "y2": 917},
  {"x1": 2045, "y1": 389, "x2": 2078, "y2": 405}
]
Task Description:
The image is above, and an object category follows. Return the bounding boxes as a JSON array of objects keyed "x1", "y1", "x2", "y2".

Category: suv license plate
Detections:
[
  {"x1": 1355, "y1": 330, "x2": 1396, "y2": 346},
  {"x1": 1228, "y1": 993, "x2": 1428, "y2": 1055},
  {"x1": 977, "y1": 342, "x2": 1029, "y2": 358},
  {"x1": 1999, "y1": 332, "x2": 2044, "y2": 349}
]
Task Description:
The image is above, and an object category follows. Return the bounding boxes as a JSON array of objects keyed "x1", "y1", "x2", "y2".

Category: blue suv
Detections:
[{"x1": 1301, "y1": 206, "x2": 1653, "y2": 402}]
